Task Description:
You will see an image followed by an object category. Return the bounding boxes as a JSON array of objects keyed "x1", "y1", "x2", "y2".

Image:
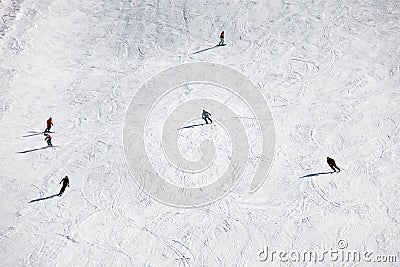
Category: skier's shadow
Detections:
[
  {"x1": 17, "y1": 146, "x2": 50, "y2": 154},
  {"x1": 177, "y1": 123, "x2": 206, "y2": 130},
  {"x1": 23, "y1": 131, "x2": 54, "y2": 137},
  {"x1": 300, "y1": 171, "x2": 334, "y2": 178},
  {"x1": 29, "y1": 194, "x2": 59, "y2": 203},
  {"x1": 22, "y1": 132, "x2": 44, "y2": 137},
  {"x1": 192, "y1": 44, "x2": 225, "y2": 54}
]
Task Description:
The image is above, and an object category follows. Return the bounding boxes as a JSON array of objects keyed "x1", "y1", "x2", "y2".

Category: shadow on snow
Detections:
[
  {"x1": 300, "y1": 171, "x2": 335, "y2": 178},
  {"x1": 23, "y1": 131, "x2": 54, "y2": 137},
  {"x1": 192, "y1": 44, "x2": 225, "y2": 54},
  {"x1": 23, "y1": 132, "x2": 45, "y2": 137},
  {"x1": 177, "y1": 123, "x2": 206, "y2": 130},
  {"x1": 17, "y1": 146, "x2": 54, "y2": 154},
  {"x1": 29, "y1": 194, "x2": 59, "y2": 203}
]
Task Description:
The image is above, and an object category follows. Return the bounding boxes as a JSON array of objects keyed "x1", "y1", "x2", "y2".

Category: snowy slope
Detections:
[{"x1": 0, "y1": 0, "x2": 399, "y2": 266}]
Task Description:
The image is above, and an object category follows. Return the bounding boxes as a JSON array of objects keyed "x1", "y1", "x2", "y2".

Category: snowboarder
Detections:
[
  {"x1": 59, "y1": 176, "x2": 69, "y2": 196},
  {"x1": 44, "y1": 134, "x2": 52, "y2": 146},
  {"x1": 327, "y1": 157, "x2": 340, "y2": 172},
  {"x1": 218, "y1": 31, "x2": 224, "y2": 46},
  {"x1": 45, "y1": 117, "x2": 53, "y2": 132},
  {"x1": 202, "y1": 109, "x2": 212, "y2": 124}
]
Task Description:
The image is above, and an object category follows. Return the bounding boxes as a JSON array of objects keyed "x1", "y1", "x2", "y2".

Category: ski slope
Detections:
[{"x1": 0, "y1": 0, "x2": 399, "y2": 266}]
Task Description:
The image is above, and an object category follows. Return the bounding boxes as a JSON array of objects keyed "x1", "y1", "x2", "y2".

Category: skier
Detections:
[
  {"x1": 44, "y1": 134, "x2": 52, "y2": 146},
  {"x1": 327, "y1": 157, "x2": 340, "y2": 172},
  {"x1": 45, "y1": 117, "x2": 53, "y2": 132},
  {"x1": 218, "y1": 31, "x2": 224, "y2": 46},
  {"x1": 202, "y1": 109, "x2": 212, "y2": 124},
  {"x1": 59, "y1": 176, "x2": 69, "y2": 196}
]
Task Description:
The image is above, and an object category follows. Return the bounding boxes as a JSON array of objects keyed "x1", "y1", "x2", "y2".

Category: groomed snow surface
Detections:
[{"x1": 1, "y1": 0, "x2": 399, "y2": 266}]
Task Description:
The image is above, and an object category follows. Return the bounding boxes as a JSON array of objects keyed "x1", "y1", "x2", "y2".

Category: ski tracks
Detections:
[{"x1": 309, "y1": 178, "x2": 342, "y2": 208}]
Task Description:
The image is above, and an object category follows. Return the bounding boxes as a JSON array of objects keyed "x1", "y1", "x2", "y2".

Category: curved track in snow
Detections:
[{"x1": 0, "y1": 0, "x2": 399, "y2": 266}]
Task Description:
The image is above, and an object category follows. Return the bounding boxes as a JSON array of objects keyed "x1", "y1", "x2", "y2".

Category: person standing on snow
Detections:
[
  {"x1": 327, "y1": 157, "x2": 340, "y2": 172},
  {"x1": 59, "y1": 176, "x2": 69, "y2": 196},
  {"x1": 202, "y1": 110, "x2": 212, "y2": 124},
  {"x1": 45, "y1": 117, "x2": 53, "y2": 132},
  {"x1": 44, "y1": 134, "x2": 53, "y2": 146},
  {"x1": 218, "y1": 31, "x2": 224, "y2": 46}
]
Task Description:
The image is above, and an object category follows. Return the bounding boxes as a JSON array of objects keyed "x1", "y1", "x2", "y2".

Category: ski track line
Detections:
[
  {"x1": 1, "y1": 0, "x2": 400, "y2": 265},
  {"x1": 310, "y1": 178, "x2": 341, "y2": 208}
]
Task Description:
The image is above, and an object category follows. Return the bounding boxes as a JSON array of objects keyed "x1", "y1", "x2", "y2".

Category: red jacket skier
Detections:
[
  {"x1": 218, "y1": 31, "x2": 225, "y2": 46},
  {"x1": 45, "y1": 117, "x2": 53, "y2": 132},
  {"x1": 45, "y1": 134, "x2": 52, "y2": 146}
]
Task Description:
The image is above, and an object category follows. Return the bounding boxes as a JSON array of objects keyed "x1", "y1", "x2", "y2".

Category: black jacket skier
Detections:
[
  {"x1": 202, "y1": 110, "x2": 212, "y2": 124},
  {"x1": 327, "y1": 157, "x2": 340, "y2": 172},
  {"x1": 59, "y1": 176, "x2": 70, "y2": 196}
]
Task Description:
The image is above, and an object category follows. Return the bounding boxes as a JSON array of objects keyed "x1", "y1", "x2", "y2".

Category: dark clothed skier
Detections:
[
  {"x1": 202, "y1": 110, "x2": 212, "y2": 124},
  {"x1": 45, "y1": 117, "x2": 53, "y2": 132},
  {"x1": 59, "y1": 176, "x2": 69, "y2": 196},
  {"x1": 327, "y1": 157, "x2": 340, "y2": 172},
  {"x1": 218, "y1": 31, "x2": 225, "y2": 46},
  {"x1": 44, "y1": 134, "x2": 52, "y2": 146}
]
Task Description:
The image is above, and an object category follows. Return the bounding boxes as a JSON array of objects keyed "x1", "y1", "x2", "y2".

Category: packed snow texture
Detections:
[{"x1": 0, "y1": 0, "x2": 399, "y2": 266}]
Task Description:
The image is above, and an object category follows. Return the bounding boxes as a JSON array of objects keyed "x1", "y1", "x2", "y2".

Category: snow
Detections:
[{"x1": 0, "y1": 0, "x2": 399, "y2": 266}]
